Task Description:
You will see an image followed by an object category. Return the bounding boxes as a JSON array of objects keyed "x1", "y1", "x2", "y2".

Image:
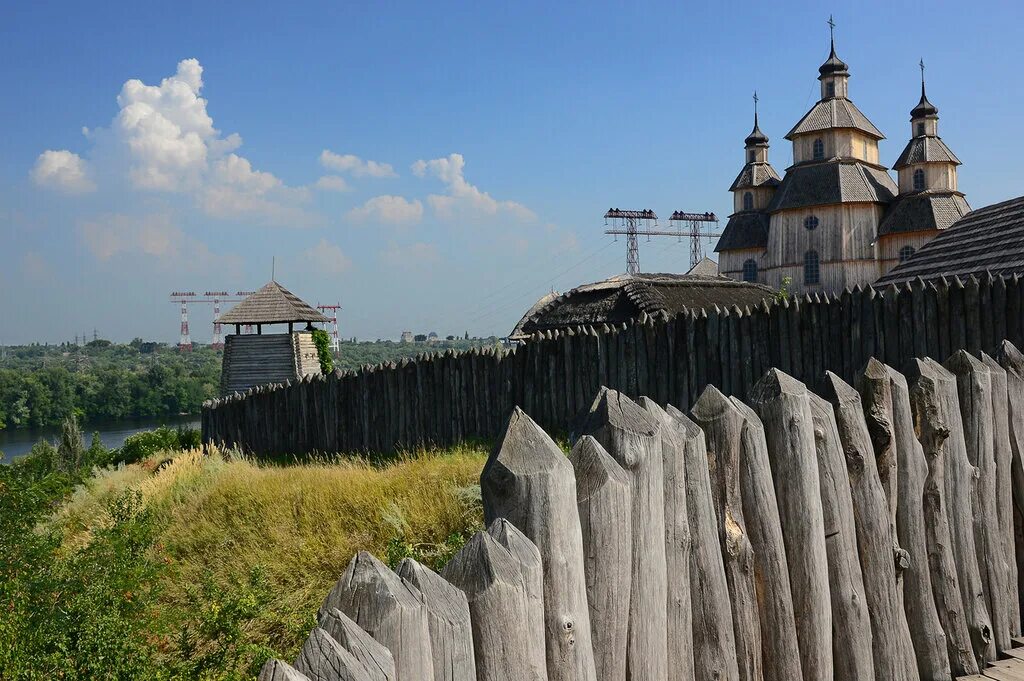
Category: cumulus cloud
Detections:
[
  {"x1": 313, "y1": 175, "x2": 351, "y2": 192},
  {"x1": 78, "y1": 213, "x2": 239, "y2": 273},
  {"x1": 320, "y1": 150, "x2": 397, "y2": 178},
  {"x1": 411, "y1": 153, "x2": 534, "y2": 222},
  {"x1": 303, "y1": 239, "x2": 353, "y2": 274},
  {"x1": 31, "y1": 150, "x2": 95, "y2": 194},
  {"x1": 381, "y1": 242, "x2": 440, "y2": 268},
  {"x1": 347, "y1": 195, "x2": 424, "y2": 225}
]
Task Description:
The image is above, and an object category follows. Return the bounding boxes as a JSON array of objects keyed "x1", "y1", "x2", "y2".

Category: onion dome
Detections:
[
  {"x1": 911, "y1": 82, "x2": 939, "y2": 119},
  {"x1": 818, "y1": 41, "x2": 849, "y2": 78},
  {"x1": 745, "y1": 113, "x2": 769, "y2": 147}
]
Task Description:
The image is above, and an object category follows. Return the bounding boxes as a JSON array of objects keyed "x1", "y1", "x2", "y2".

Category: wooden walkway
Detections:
[{"x1": 960, "y1": 640, "x2": 1024, "y2": 680}]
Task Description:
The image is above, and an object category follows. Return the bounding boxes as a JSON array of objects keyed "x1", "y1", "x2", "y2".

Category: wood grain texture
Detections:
[
  {"x1": 666, "y1": 403, "x2": 740, "y2": 681},
  {"x1": 825, "y1": 370, "x2": 918, "y2": 681},
  {"x1": 294, "y1": 628, "x2": 373, "y2": 681},
  {"x1": 259, "y1": 659, "x2": 312, "y2": 681},
  {"x1": 567, "y1": 435, "x2": 632, "y2": 681},
  {"x1": 997, "y1": 341, "x2": 1024, "y2": 632},
  {"x1": 485, "y1": 517, "x2": 547, "y2": 667},
  {"x1": 910, "y1": 358, "x2": 995, "y2": 667},
  {"x1": 637, "y1": 399, "x2": 697, "y2": 681},
  {"x1": 318, "y1": 609, "x2": 396, "y2": 681},
  {"x1": 886, "y1": 366, "x2": 953, "y2": 681},
  {"x1": 441, "y1": 529, "x2": 547, "y2": 681},
  {"x1": 807, "y1": 393, "x2": 875, "y2": 681},
  {"x1": 981, "y1": 352, "x2": 1022, "y2": 640},
  {"x1": 729, "y1": 397, "x2": 804, "y2": 681},
  {"x1": 947, "y1": 351, "x2": 1011, "y2": 653},
  {"x1": 749, "y1": 369, "x2": 832, "y2": 681},
  {"x1": 689, "y1": 387, "x2": 763, "y2": 681},
  {"x1": 577, "y1": 387, "x2": 669, "y2": 681},
  {"x1": 395, "y1": 559, "x2": 475, "y2": 681},
  {"x1": 480, "y1": 407, "x2": 597, "y2": 681},
  {"x1": 318, "y1": 552, "x2": 434, "y2": 681}
]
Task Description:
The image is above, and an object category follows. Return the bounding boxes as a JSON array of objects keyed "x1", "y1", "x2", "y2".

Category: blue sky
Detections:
[{"x1": 2, "y1": 0, "x2": 1021, "y2": 344}]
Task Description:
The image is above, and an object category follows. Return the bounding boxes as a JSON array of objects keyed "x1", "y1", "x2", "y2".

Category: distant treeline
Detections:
[{"x1": 0, "y1": 340, "x2": 221, "y2": 430}]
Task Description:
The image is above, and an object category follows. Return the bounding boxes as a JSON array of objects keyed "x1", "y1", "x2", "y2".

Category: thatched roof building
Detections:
[
  {"x1": 876, "y1": 195, "x2": 1024, "y2": 285},
  {"x1": 510, "y1": 258, "x2": 774, "y2": 340},
  {"x1": 217, "y1": 280, "x2": 329, "y2": 332}
]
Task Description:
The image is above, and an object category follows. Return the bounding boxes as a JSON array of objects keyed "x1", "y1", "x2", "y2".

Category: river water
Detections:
[{"x1": 0, "y1": 415, "x2": 201, "y2": 463}]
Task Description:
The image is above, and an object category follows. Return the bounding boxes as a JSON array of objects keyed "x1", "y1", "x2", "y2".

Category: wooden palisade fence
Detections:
[
  {"x1": 203, "y1": 274, "x2": 1024, "y2": 457},
  {"x1": 258, "y1": 340, "x2": 1024, "y2": 681}
]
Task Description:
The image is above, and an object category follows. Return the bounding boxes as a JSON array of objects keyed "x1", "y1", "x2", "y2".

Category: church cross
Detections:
[
  {"x1": 919, "y1": 58, "x2": 926, "y2": 85},
  {"x1": 828, "y1": 15, "x2": 836, "y2": 42}
]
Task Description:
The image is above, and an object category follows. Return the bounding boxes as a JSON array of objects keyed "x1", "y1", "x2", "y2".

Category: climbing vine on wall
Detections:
[{"x1": 311, "y1": 329, "x2": 334, "y2": 375}]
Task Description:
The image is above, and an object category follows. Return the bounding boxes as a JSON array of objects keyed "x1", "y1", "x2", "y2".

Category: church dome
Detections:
[
  {"x1": 745, "y1": 115, "x2": 769, "y2": 146},
  {"x1": 911, "y1": 87, "x2": 939, "y2": 119},
  {"x1": 818, "y1": 44, "x2": 849, "y2": 77}
]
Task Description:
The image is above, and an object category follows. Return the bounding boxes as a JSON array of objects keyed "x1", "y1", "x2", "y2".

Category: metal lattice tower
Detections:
[
  {"x1": 604, "y1": 209, "x2": 658, "y2": 275},
  {"x1": 169, "y1": 290, "x2": 254, "y2": 350},
  {"x1": 206, "y1": 291, "x2": 229, "y2": 349},
  {"x1": 317, "y1": 303, "x2": 342, "y2": 353},
  {"x1": 171, "y1": 292, "x2": 196, "y2": 351},
  {"x1": 668, "y1": 211, "x2": 723, "y2": 269}
]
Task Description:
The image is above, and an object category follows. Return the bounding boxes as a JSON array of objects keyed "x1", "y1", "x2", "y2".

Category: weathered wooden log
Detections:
[
  {"x1": 665, "y1": 403, "x2": 740, "y2": 681},
  {"x1": 485, "y1": 517, "x2": 547, "y2": 665},
  {"x1": 854, "y1": 360, "x2": 899, "y2": 544},
  {"x1": 294, "y1": 627, "x2": 373, "y2": 681},
  {"x1": 567, "y1": 436, "x2": 632, "y2": 681},
  {"x1": 637, "y1": 398, "x2": 696, "y2": 681},
  {"x1": 908, "y1": 358, "x2": 994, "y2": 666},
  {"x1": 396, "y1": 559, "x2": 475, "y2": 681},
  {"x1": 749, "y1": 369, "x2": 832, "y2": 681},
  {"x1": 885, "y1": 366, "x2": 953, "y2": 681},
  {"x1": 729, "y1": 398, "x2": 803, "y2": 681},
  {"x1": 688, "y1": 387, "x2": 762, "y2": 681},
  {"x1": 981, "y1": 352, "x2": 1022, "y2": 639},
  {"x1": 319, "y1": 608, "x2": 396, "y2": 681},
  {"x1": 319, "y1": 552, "x2": 434, "y2": 681},
  {"x1": 441, "y1": 529, "x2": 548, "y2": 681},
  {"x1": 825, "y1": 370, "x2": 917, "y2": 681},
  {"x1": 576, "y1": 387, "x2": 669, "y2": 680},
  {"x1": 480, "y1": 407, "x2": 596, "y2": 681},
  {"x1": 997, "y1": 340, "x2": 1024, "y2": 629},
  {"x1": 806, "y1": 393, "x2": 875, "y2": 681},
  {"x1": 259, "y1": 659, "x2": 312, "y2": 681},
  {"x1": 947, "y1": 350, "x2": 1010, "y2": 652}
]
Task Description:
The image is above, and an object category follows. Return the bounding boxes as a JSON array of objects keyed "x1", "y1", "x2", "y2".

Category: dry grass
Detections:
[{"x1": 47, "y1": 443, "x2": 488, "y2": 660}]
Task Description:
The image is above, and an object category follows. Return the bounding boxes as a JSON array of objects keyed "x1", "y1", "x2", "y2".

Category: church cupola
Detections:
[
  {"x1": 818, "y1": 16, "x2": 850, "y2": 99},
  {"x1": 729, "y1": 93, "x2": 781, "y2": 213},
  {"x1": 893, "y1": 60, "x2": 962, "y2": 195}
]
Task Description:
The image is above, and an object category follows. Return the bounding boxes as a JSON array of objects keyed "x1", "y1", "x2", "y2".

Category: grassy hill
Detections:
[{"x1": 0, "y1": 434, "x2": 487, "y2": 679}]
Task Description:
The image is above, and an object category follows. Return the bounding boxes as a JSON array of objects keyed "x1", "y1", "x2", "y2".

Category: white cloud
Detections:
[
  {"x1": 411, "y1": 153, "x2": 534, "y2": 222},
  {"x1": 313, "y1": 175, "x2": 351, "y2": 192},
  {"x1": 78, "y1": 213, "x2": 239, "y2": 274},
  {"x1": 381, "y1": 242, "x2": 440, "y2": 268},
  {"x1": 31, "y1": 150, "x2": 95, "y2": 194},
  {"x1": 303, "y1": 239, "x2": 353, "y2": 274},
  {"x1": 320, "y1": 150, "x2": 397, "y2": 178},
  {"x1": 347, "y1": 195, "x2": 424, "y2": 225}
]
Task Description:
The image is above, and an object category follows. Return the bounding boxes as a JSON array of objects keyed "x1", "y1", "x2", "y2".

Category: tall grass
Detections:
[{"x1": 46, "y1": 444, "x2": 488, "y2": 668}]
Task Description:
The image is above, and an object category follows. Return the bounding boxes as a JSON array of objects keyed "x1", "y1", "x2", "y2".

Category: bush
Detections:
[
  {"x1": 310, "y1": 329, "x2": 334, "y2": 375},
  {"x1": 117, "y1": 425, "x2": 202, "y2": 465}
]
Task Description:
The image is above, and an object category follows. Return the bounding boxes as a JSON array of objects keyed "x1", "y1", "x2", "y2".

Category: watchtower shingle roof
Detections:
[
  {"x1": 876, "y1": 195, "x2": 1024, "y2": 285},
  {"x1": 767, "y1": 160, "x2": 897, "y2": 212},
  {"x1": 786, "y1": 98, "x2": 884, "y2": 140},
  {"x1": 216, "y1": 280, "x2": 330, "y2": 325}
]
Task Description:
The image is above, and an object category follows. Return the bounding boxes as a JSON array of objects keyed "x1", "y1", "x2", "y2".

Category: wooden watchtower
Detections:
[{"x1": 215, "y1": 280, "x2": 330, "y2": 395}]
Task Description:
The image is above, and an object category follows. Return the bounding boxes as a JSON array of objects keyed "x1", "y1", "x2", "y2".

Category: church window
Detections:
[
  {"x1": 917, "y1": 122, "x2": 925, "y2": 137},
  {"x1": 813, "y1": 138, "x2": 824, "y2": 161},
  {"x1": 804, "y1": 250, "x2": 821, "y2": 286},
  {"x1": 913, "y1": 168, "x2": 926, "y2": 191},
  {"x1": 899, "y1": 246, "x2": 916, "y2": 263},
  {"x1": 826, "y1": 81, "x2": 835, "y2": 97},
  {"x1": 742, "y1": 259, "x2": 758, "y2": 282},
  {"x1": 743, "y1": 192, "x2": 754, "y2": 211},
  {"x1": 804, "y1": 215, "x2": 819, "y2": 231},
  {"x1": 748, "y1": 150, "x2": 755, "y2": 163}
]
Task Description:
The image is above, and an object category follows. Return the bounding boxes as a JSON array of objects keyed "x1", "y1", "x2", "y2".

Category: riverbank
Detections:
[{"x1": 0, "y1": 414, "x2": 201, "y2": 462}]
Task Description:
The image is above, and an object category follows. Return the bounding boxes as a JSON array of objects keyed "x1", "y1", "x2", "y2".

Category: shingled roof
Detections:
[
  {"x1": 786, "y1": 98, "x2": 884, "y2": 140},
  {"x1": 877, "y1": 191, "x2": 970, "y2": 237},
  {"x1": 893, "y1": 136, "x2": 961, "y2": 169},
  {"x1": 876, "y1": 195, "x2": 1024, "y2": 285},
  {"x1": 729, "y1": 162, "x2": 782, "y2": 191},
  {"x1": 768, "y1": 160, "x2": 897, "y2": 212},
  {"x1": 716, "y1": 211, "x2": 770, "y2": 251},
  {"x1": 509, "y1": 269, "x2": 774, "y2": 339},
  {"x1": 216, "y1": 280, "x2": 330, "y2": 325}
]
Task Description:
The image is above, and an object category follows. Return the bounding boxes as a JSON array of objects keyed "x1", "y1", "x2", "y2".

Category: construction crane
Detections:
[{"x1": 604, "y1": 209, "x2": 721, "y2": 274}]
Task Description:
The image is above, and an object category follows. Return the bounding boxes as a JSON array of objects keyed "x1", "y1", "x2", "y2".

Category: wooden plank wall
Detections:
[{"x1": 203, "y1": 274, "x2": 1024, "y2": 456}]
